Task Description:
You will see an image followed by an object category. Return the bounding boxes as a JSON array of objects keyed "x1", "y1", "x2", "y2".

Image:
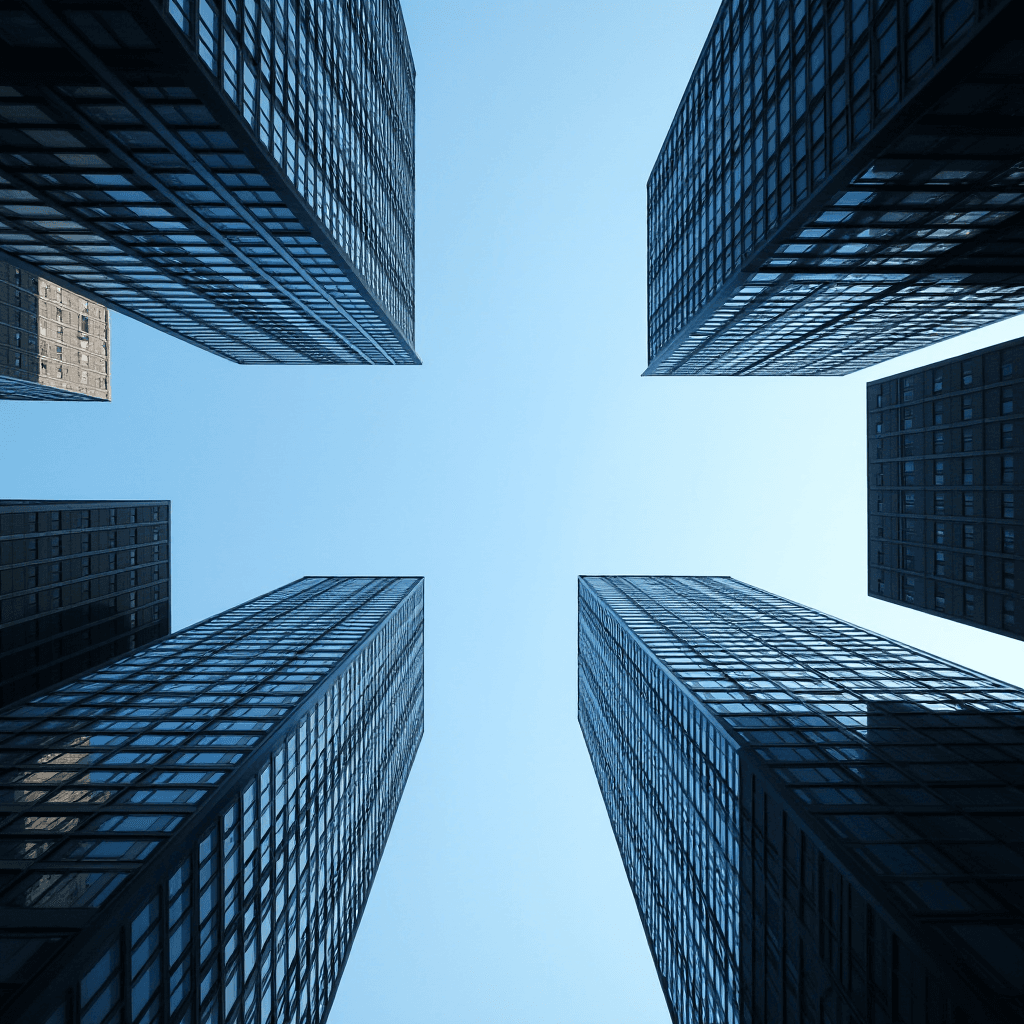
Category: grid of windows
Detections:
[
  {"x1": 868, "y1": 337, "x2": 1021, "y2": 639},
  {"x1": 579, "y1": 576, "x2": 1024, "y2": 1023},
  {"x1": 0, "y1": 575, "x2": 424, "y2": 1024},
  {"x1": 0, "y1": 260, "x2": 110, "y2": 401},
  {"x1": 0, "y1": 0, "x2": 415, "y2": 366},
  {"x1": 647, "y1": 0, "x2": 1024, "y2": 376},
  {"x1": 0, "y1": 501, "x2": 171, "y2": 708}
]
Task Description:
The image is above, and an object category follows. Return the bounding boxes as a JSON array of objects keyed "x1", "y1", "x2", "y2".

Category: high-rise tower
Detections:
[
  {"x1": 579, "y1": 575, "x2": 1024, "y2": 1024},
  {"x1": 0, "y1": 0, "x2": 415, "y2": 365},
  {"x1": 647, "y1": 0, "x2": 1024, "y2": 376},
  {"x1": 0, "y1": 575, "x2": 424, "y2": 1024},
  {"x1": 868, "y1": 336, "x2": 1021, "y2": 638},
  {"x1": 0, "y1": 500, "x2": 170, "y2": 707}
]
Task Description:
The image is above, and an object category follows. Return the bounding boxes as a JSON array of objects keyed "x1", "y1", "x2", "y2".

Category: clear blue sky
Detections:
[{"x1": 3, "y1": 2, "x2": 1023, "y2": 1022}]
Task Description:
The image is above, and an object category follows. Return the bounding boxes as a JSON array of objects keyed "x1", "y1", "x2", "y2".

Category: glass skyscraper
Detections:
[
  {"x1": 647, "y1": 0, "x2": 1024, "y2": 376},
  {"x1": 0, "y1": 575, "x2": 424, "y2": 1024},
  {"x1": 868, "y1": 336, "x2": 1020, "y2": 638},
  {"x1": 579, "y1": 575, "x2": 1024, "y2": 1024},
  {"x1": 0, "y1": 0, "x2": 415, "y2": 366},
  {"x1": 0, "y1": 500, "x2": 171, "y2": 708}
]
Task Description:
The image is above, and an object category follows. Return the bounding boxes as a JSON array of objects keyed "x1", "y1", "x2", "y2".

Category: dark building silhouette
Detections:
[
  {"x1": 0, "y1": 0, "x2": 415, "y2": 366},
  {"x1": 579, "y1": 575, "x2": 1024, "y2": 1024},
  {"x1": 647, "y1": 0, "x2": 1024, "y2": 376},
  {"x1": 0, "y1": 575, "x2": 424, "y2": 1024},
  {"x1": 1, "y1": 259, "x2": 111, "y2": 401},
  {"x1": 0, "y1": 500, "x2": 170, "y2": 707},
  {"x1": 868, "y1": 336, "x2": 1021, "y2": 639}
]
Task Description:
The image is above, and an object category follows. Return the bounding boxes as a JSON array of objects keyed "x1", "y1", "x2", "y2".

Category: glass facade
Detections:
[
  {"x1": 0, "y1": 0, "x2": 415, "y2": 365},
  {"x1": 868, "y1": 336, "x2": 1021, "y2": 638},
  {"x1": 0, "y1": 575, "x2": 424, "y2": 1024},
  {"x1": 0, "y1": 501, "x2": 170, "y2": 708},
  {"x1": 647, "y1": 0, "x2": 1024, "y2": 376},
  {"x1": 1, "y1": 259, "x2": 111, "y2": 401},
  {"x1": 579, "y1": 576, "x2": 1024, "y2": 1024}
]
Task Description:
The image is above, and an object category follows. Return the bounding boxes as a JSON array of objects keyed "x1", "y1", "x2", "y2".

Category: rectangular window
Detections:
[
  {"x1": 963, "y1": 459, "x2": 974, "y2": 485},
  {"x1": 934, "y1": 551, "x2": 945, "y2": 576},
  {"x1": 1004, "y1": 494, "x2": 1015, "y2": 520},
  {"x1": 1004, "y1": 456, "x2": 1015, "y2": 484},
  {"x1": 1005, "y1": 528, "x2": 1016, "y2": 554},
  {"x1": 1002, "y1": 387, "x2": 1014, "y2": 415},
  {"x1": 965, "y1": 555, "x2": 976, "y2": 580},
  {"x1": 933, "y1": 432, "x2": 945, "y2": 453},
  {"x1": 934, "y1": 461, "x2": 944, "y2": 485},
  {"x1": 1004, "y1": 562, "x2": 1015, "y2": 591}
]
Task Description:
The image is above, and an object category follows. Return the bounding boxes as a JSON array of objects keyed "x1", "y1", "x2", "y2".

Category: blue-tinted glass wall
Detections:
[
  {"x1": 647, "y1": 0, "x2": 1024, "y2": 376},
  {"x1": 0, "y1": 575, "x2": 424, "y2": 1024},
  {"x1": 868, "y1": 337, "x2": 1021, "y2": 638},
  {"x1": 0, "y1": 500, "x2": 170, "y2": 708},
  {"x1": 0, "y1": 0, "x2": 415, "y2": 365},
  {"x1": 579, "y1": 576, "x2": 1024, "y2": 1024}
]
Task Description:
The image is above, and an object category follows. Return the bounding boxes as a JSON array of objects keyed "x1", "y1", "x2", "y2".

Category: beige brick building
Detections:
[{"x1": 0, "y1": 259, "x2": 110, "y2": 401}]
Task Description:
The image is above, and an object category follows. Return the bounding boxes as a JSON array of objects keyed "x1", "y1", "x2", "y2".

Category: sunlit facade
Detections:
[
  {"x1": 0, "y1": 0, "x2": 415, "y2": 365},
  {"x1": 0, "y1": 259, "x2": 111, "y2": 400},
  {"x1": 579, "y1": 575, "x2": 1024, "y2": 1024},
  {"x1": 868, "y1": 336, "x2": 1021, "y2": 638},
  {"x1": 647, "y1": 0, "x2": 1024, "y2": 376},
  {"x1": 0, "y1": 575, "x2": 424, "y2": 1024}
]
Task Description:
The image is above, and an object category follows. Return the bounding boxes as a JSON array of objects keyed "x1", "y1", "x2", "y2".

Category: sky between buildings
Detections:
[{"x1": 2, "y1": 2, "x2": 1022, "y2": 1022}]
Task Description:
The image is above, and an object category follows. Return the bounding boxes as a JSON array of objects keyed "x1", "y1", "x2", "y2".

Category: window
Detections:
[
  {"x1": 108, "y1": 509, "x2": 116, "y2": 526},
  {"x1": 932, "y1": 371, "x2": 943, "y2": 393},
  {"x1": 1002, "y1": 387, "x2": 1014, "y2": 415},
  {"x1": 962, "y1": 396, "x2": 973, "y2": 420},
  {"x1": 901, "y1": 576, "x2": 916, "y2": 603},
  {"x1": 1002, "y1": 359, "x2": 1013, "y2": 379},
  {"x1": 1005, "y1": 528, "x2": 1016, "y2": 554},
  {"x1": 934, "y1": 589, "x2": 946, "y2": 611},
  {"x1": 934, "y1": 493, "x2": 945, "y2": 513},
  {"x1": 1004, "y1": 598, "x2": 1016, "y2": 630},
  {"x1": 964, "y1": 556, "x2": 976, "y2": 581},
  {"x1": 963, "y1": 493, "x2": 974, "y2": 516},
  {"x1": 962, "y1": 363, "x2": 974, "y2": 386},
  {"x1": 1005, "y1": 494, "x2": 1015, "y2": 520},
  {"x1": 933, "y1": 402, "x2": 943, "y2": 424},
  {"x1": 1003, "y1": 423, "x2": 1014, "y2": 448},
  {"x1": 934, "y1": 551, "x2": 945, "y2": 576},
  {"x1": 130, "y1": 508, "x2": 138, "y2": 524},
  {"x1": 935, "y1": 523, "x2": 946, "y2": 545},
  {"x1": 934, "y1": 461, "x2": 944, "y2": 485},
  {"x1": 82, "y1": 534, "x2": 91, "y2": 552},
  {"x1": 965, "y1": 591, "x2": 976, "y2": 617},
  {"x1": 963, "y1": 459, "x2": 974, "y2": 485},
  {"x1": 1004, "y1": 562, "x2": 1015, "y2": 591},
  {"x1": 1004, "y1": 456, "x2": 1015, "y2": 484}
]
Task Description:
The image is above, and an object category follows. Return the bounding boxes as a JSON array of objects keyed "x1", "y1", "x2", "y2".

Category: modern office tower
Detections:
[
  {"x1": 579, "y1": 576, "x2": 1024, "y2": 1024},
  {"x1": 0, "y1": 0, "x2": 416, "y2": 366},
  {"x1": 0, "y1": 575, "x2": 424, "y2": 1024},
  {"x1": 647, "y1": 0, "x2": 1024, "y2": 377},
  {"x1": 0, "y1": 259, "x2": 111, "y2": 400},
  {"x1": 0, "y1": 500, "x2": 170, "y2": 707},
  {"x1": 868, "y1": 337, "x2": 1021, "y2": 639}
]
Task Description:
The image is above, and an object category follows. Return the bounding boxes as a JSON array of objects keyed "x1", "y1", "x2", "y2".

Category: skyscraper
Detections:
[
  {"x1": 0, "y1": 500, "x2": 170, "y2": 708},
  {"x1": 1, "y1": 259, "x2": 111, "y2": 400},
  {"x1": 868, "y1": 336, "x2": 1021, "y2": 638},
  {"x1": 579, "y1": 575, "x2": 1024, "y2": 1024},
  {"x1": 0, "y1": 0, "x2": 415, "y2": 366},
  {"x1": 647, "y1": 0, "x2": 1024, "y2": 377},
  {"x1": 0, "y1": 575, "x2": 424, "y2": 1024}
]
